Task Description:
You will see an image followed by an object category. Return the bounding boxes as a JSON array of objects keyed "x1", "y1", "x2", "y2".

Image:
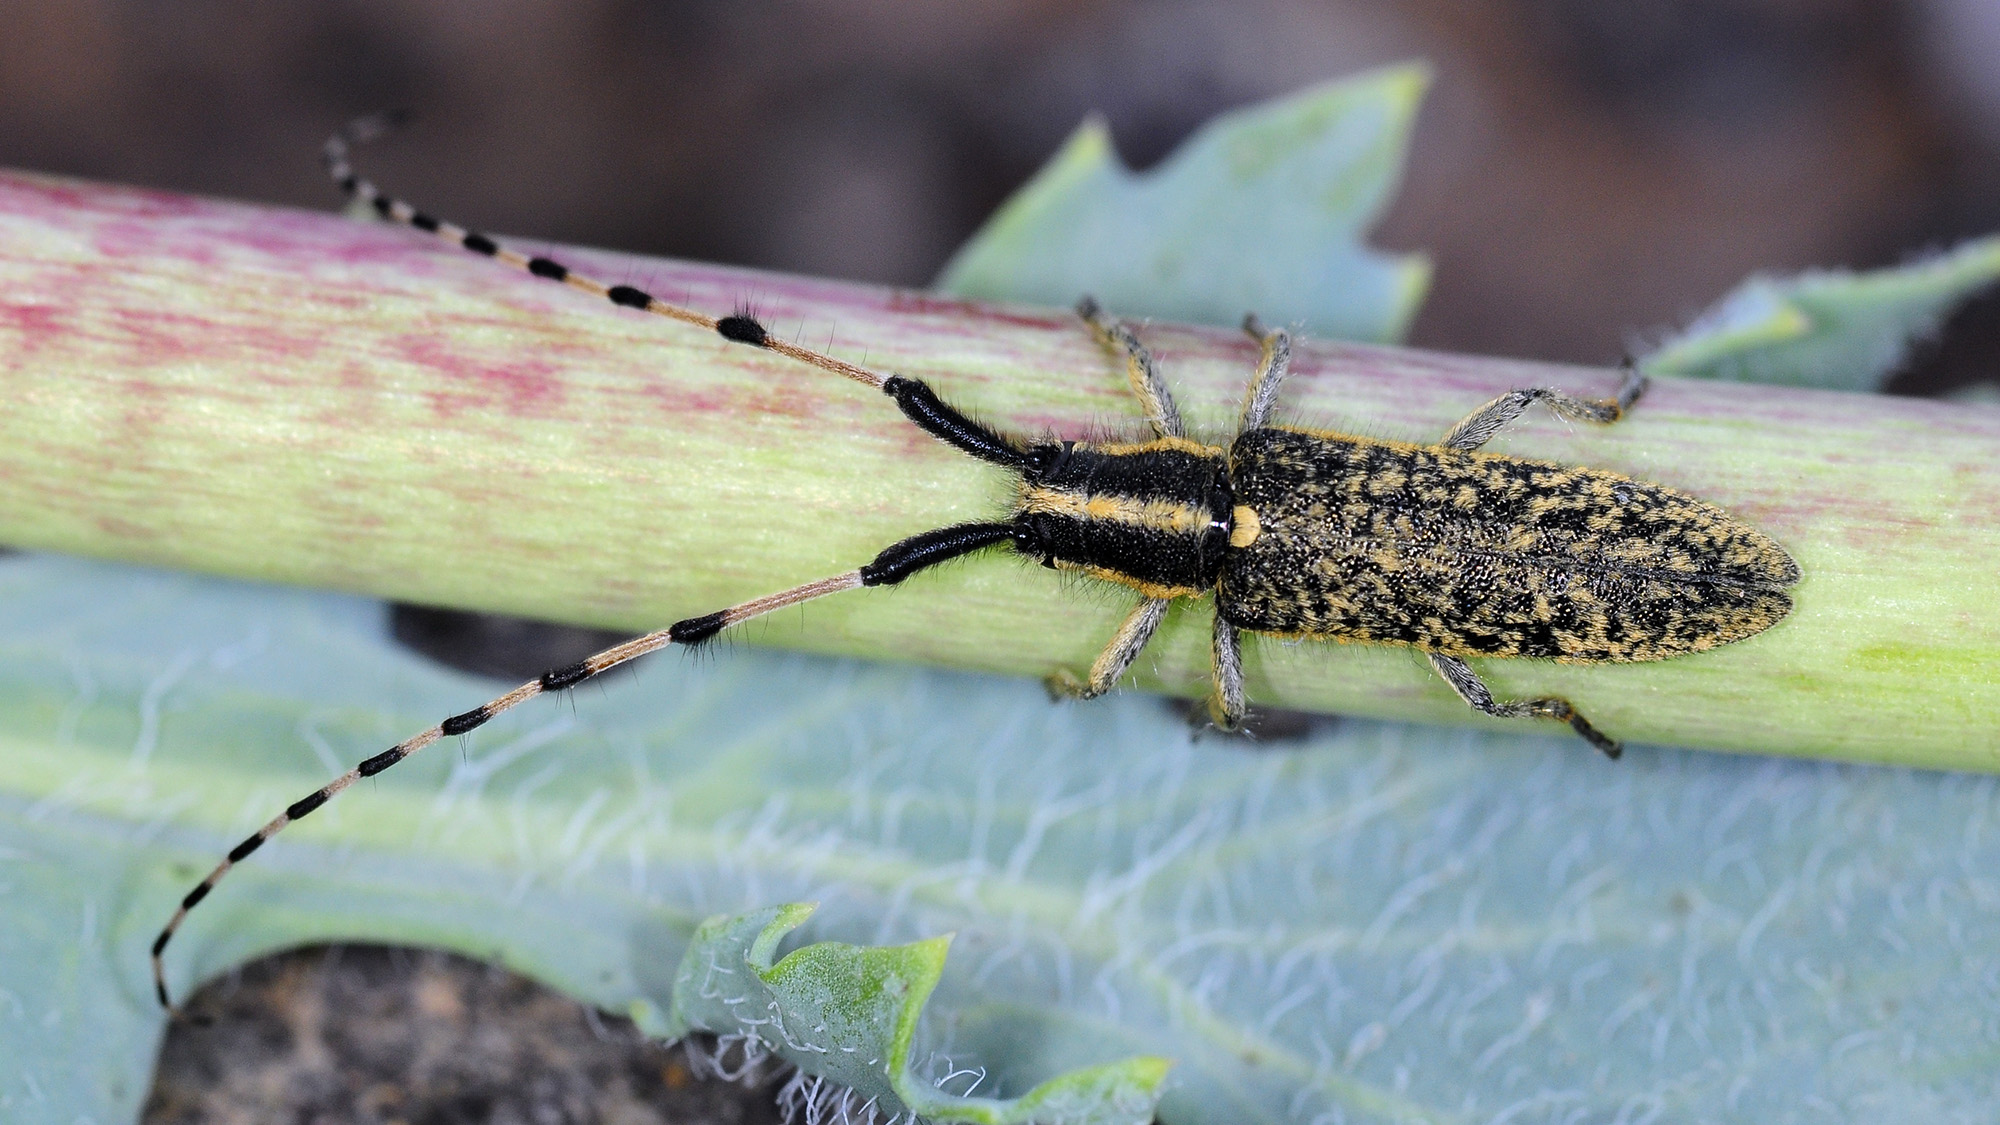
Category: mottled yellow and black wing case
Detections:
[{"x1": 1217, "y1": 428, "x2": 1799, "y2": 663}]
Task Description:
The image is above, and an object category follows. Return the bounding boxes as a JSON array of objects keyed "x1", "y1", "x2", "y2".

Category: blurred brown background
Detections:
[
  {"x1": 9, "y1": 1, "x2": 1994, "y2": 1121},
  {"x1": 4, "y1": 0, "x2": 1998, "y2": 388}
]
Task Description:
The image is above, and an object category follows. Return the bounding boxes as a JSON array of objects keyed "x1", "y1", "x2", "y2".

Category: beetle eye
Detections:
[
  {"x1": 1013, "y1": 517, "x2": 1067, "y2": 566},
  {"x1": 1023, "y1": 440, "x2": 1077, "y2": 481}
]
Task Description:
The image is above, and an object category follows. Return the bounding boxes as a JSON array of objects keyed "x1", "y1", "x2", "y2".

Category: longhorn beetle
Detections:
[{"x1": 151, "y1": 118, "x2": 1801, "y2": 1007}]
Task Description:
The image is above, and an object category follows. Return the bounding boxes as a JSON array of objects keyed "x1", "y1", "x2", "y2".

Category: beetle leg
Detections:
[
  {"x1": 1076, "y1": 296, "x2": 1186, "y2": 439},
  {"x1": 1437, "y1": 362, "x2": 1649, "y2": 451},
  {"x1": 1236, "y1": 313, "x2": 1292, "y2": 433},
  {"x1": 1426, "y1": 653, "x2": 1623, "y2": 758},
  {"x1": 1047, "y1": 597, "x2": 1171, "y2": 700},
  {"x1": 1208, "y1": 613, "x2": 1247, "y2": 731}
]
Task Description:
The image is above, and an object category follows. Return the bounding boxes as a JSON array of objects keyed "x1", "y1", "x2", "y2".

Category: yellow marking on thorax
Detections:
[
  {"x1": 1229, "y1": 505, "x2": 1261, "y2": 548},
  {"x1": 1021, "y1": 485, "x2": 1212, "y2": 535},
  {"x1": 1052, "y1": 559, "x2": 1205, "y2": 600},
  {"x1": 1079, "y1": 435, "x2": 1228, "y2": 458}
]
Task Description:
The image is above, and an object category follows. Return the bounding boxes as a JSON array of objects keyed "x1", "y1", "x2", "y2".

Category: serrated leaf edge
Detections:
[
  {"x1": 1645, "y1": 234, "x2": 2000, "y2": 386},
  {"x1": 935, "y1": 65, "x2": 1434, "y2": 343},
  {"x1": 661, "y1": 904, "x2": 1170, "y2": 1125}
]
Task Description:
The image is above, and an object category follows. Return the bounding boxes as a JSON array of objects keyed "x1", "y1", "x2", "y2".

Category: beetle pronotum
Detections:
[{"x1": 151, "y1": 118, "x2": 1799, "y2": 1006}]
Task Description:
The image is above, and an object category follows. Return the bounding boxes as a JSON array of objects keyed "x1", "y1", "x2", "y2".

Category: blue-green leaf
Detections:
[
  {"x1": 936, "y1": 66, "x2": 1432, "y2": 342},
  {"x1": 1644, "y1": 234, "x2": 2000, "y2": 389},
  {"x1": 11, "y1": 555, "x2": 2000, "y2": 1124}
]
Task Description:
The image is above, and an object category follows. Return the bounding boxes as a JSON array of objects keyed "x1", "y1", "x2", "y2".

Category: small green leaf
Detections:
[
  {"x1": 936, "y1": 66, "x2": 1433, "y2": 342},
  {"x1": 1644, "y1": 234, "x2": 2000, "y2": 389},
  {"x1": 663, "y1": 905, "x2": 1169, "y2": 1125}
]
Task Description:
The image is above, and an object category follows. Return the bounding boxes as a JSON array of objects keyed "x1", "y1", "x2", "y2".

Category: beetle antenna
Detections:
[
  {"x1": 151, "y1": 521, "x2": 1012, "y2": 1009},
  {"x1": 323, "y1": 115, "x2": 1037, "y2": 472}
]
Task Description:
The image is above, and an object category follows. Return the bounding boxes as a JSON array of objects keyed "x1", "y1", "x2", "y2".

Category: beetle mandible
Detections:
[{"x1": 150, "y1": 118, "x2": 1800, "y2": 1006}]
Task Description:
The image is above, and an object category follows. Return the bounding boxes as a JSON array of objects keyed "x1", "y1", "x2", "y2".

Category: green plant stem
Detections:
[{"x1": 1, "y1": 170, "x2": 1994, "y2": 766}]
